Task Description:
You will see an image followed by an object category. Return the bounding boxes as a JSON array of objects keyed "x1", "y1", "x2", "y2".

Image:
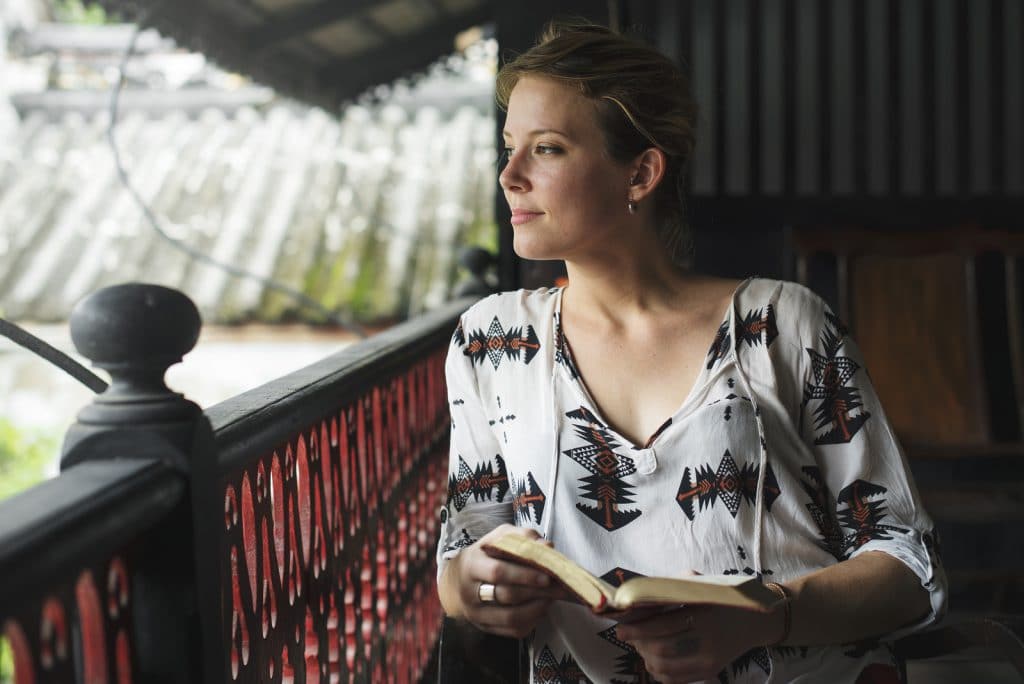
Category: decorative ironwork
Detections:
[
  {"x1": 1, "y1": 556, "x2": 137, "y2": 683},
  {"x1": 220, "y1": 346, "x2": 450, "y2": 683},
  {"x1": 2, "y1": 284, "x2": 467, "y2": 683}
]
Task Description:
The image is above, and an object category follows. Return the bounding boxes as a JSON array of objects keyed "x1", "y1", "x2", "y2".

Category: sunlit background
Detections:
[{"x1": 0, "y1": 0, "x2": 498, "y2": 514}]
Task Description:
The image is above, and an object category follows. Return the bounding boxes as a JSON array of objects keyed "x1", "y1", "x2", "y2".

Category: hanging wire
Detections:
[
  {"x1": 0, "y1": 318, "x2": 108, "y2": 393},
  {"x1": 107, "y1": 12, "x2": 367, "y2": 336}
]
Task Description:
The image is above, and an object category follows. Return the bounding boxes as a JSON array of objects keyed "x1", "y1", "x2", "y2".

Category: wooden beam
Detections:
[{"x1": 132, "y1": 0, "x2": 334, "y2": 109}]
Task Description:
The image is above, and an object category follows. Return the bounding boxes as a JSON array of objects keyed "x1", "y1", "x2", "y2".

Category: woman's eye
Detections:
[{"x1": 499, "y1": 144, "x2": 560, "y2": 167}]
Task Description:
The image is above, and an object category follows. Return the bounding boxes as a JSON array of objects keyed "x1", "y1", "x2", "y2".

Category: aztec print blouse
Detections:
[{"x1": 436, "y1": 278, "x2": 946, "y2": 684}]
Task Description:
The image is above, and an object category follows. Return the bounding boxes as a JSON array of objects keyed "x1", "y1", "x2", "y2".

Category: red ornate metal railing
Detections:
[
  {"x1": 206, "y1": 294, "x2": 473, "y2": 683},
  {"x1": 0, "y1": 284, "x2": 474, "y2": 683},
  {"x1": 216, "y1": 349, "x2": 450, "y2": 683},
  {"x1": 3, "y1": 556, "x2": 135, "y2": 684},
  {"x1": 0, "y1": 456, "x2": 189, "y2": 684}
]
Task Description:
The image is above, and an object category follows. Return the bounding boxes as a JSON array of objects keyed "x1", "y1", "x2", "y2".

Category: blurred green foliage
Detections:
[
  {"x1": 0, "y1": 636, "x2": 10, "y2": 683},
  {"x1": 0, "y1": 420, "x2": 57, "y2": 681},
  {"x1": 0, "y1": 418, "x2": 57, "y2": 502}
]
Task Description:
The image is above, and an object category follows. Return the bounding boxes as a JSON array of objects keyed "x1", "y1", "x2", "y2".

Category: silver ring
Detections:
[{"x1": 478, "y1": 582, "x2": 497, "y2": 603}]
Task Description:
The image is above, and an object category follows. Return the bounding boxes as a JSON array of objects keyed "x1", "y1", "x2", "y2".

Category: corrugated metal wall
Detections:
[
  {"x1": 499, "y1": 0, "x2": 1024, "y2": 290},
  {"x1": 639, "y1": 0, "x2": 1024, "y2": 200}
]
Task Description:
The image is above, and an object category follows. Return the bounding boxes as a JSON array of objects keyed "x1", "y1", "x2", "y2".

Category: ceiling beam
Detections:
[
  {"x1": 246, "y1": 0, "x2": 381, "y2": 49},
  {"x1": 131, "y1": 0, "x2": 334, "y2": 109},
  {"x1": 316, "y1": 4, "x2": 494, "y2": 106}
]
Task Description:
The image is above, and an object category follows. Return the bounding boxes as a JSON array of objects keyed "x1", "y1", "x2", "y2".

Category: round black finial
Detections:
[
  {"x1": 63, "y1": 284, "x2": 203, "y2": 468},
  {"x1": 70, "y1": 283, "x2": 200, "y2": 377}
]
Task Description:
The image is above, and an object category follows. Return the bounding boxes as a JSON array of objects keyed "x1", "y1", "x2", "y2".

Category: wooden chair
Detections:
[{"x1": 790, "y1": 225, "x2": 1024, "y2": 612}]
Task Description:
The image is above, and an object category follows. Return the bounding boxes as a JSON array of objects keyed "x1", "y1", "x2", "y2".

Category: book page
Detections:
[{"x1": 613, "y1": 576, "x2": 779, "y2": 612}]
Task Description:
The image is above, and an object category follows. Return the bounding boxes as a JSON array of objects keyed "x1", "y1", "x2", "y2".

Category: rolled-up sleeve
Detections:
[{"x1": 794, "y1": 291, "x2": 947, "y2": 637}]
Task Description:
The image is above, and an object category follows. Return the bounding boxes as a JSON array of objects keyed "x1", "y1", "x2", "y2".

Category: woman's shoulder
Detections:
[
  {"x1": 735, "y1": 277, "x2": 829, "y2": 310},
  {"x1": 450, "y1": 288, "x2": 557, "y2": 378},
  {"x1": 458, "y1": 286, "x2": 562, "y2": 328},
  {"x1": 733, "y1": 277, "x2": 838, "y2": 350}
]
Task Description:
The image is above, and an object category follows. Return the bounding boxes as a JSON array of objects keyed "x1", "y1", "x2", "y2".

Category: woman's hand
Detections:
[
  {"x1": 440, "y1": 524, "x2": 565, "y2": 639},
  {"x1": 615, "y1": 603, "x2": 784, "y2": 684}
]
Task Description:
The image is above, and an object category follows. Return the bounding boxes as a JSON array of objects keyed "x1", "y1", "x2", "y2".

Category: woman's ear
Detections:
[{"x1": 629, "y1": 147, "x2": 667, "y2": 201}]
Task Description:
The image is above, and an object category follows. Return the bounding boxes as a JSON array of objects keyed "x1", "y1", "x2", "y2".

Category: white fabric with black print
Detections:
[{"x1": 437, "y1": 278, "x2": 946, "y2": 684}]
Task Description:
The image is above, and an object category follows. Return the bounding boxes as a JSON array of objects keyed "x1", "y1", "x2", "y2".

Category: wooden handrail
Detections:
[{"x1": 0, "y1": 452, "x2": 184, "y2": 609}]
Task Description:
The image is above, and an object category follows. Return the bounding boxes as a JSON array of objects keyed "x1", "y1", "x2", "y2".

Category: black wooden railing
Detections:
[{"x1": 0, "y1": 283, "x2": 474, "y2": 683}]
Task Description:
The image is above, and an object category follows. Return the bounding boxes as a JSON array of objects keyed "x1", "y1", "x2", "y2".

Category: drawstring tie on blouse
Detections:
[{"x1": 730, "y1": 279, "x2": 783, "y2": 682}]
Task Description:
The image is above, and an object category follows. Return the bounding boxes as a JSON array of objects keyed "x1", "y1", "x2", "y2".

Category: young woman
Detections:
[{"x1": 436, "y1": 21, "x2": 945, "y2": 684}]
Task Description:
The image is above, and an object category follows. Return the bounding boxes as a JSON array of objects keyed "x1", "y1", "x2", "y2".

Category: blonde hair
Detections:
[{"x1": 497, "y1": 20, "x2": 699, "y2": 267}]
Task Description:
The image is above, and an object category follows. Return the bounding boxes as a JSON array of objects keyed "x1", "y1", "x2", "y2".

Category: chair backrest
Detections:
[{"x1": 791, "y1": 226, "x2": 1024, "y2": 451}]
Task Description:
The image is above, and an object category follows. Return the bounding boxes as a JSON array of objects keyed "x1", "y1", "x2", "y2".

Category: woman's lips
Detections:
[{"x1": 511, "y1": 209, "x2": 543, "y2": 226}]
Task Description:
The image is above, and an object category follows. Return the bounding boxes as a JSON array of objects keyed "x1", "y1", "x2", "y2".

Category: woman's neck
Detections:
[{"x1": 561, "y1": 252, "x2": 697, "y2": 326}]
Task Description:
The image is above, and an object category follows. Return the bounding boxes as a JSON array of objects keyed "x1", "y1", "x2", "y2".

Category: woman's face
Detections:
[{"x1": 499, "y1": 76, "x2": 636, "y2": 263}]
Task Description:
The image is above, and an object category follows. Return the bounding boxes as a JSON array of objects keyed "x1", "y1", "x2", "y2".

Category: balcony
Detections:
[{"x1": 1, "y1": 283, "x2": 474, "y2": 683}]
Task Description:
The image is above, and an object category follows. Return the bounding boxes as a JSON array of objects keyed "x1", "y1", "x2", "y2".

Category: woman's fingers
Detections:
[
  {"x1": 491, "y1": 582, "x2": 564, "y2": 605},
  {"x1": 461, "y1": 551, "x2": 551, "y2": 593},
  {"x1": 630, "y1": 634, "x2": 701, "y2": 659},
  {"x1": 453, "y1": 526, "x2": 562, "y2": 638},
  {"x1": 616, "y1": 607, "x2": 697, "y2": 640},
  {"x1": 627, "y1": 634, "x2": 719, "y2": 684},
  {"x1": 472, "y1": 599, "x2": 552, "y2": 638},
  {"x1": 486, "y1": 563, "x2": 552, "y2": 588},
  {"x1": 462, "y1": 531, "x2": 552, "y2": 589},
  {"x1": 617, "y1": 604, "x2": 772, "y2": 684},
  {"x1": 460, "y1": 565, "x2": 560, "y2": 612},
  {"x1": 462, "y1": 580, "x2": 557, "y2": 637},
  {"x1": 614, "y1": 608, "x2": 712, "y2": 683}
]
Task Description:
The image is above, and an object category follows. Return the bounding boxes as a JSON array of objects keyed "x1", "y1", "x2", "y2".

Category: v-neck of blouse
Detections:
[{"x1": 552, "y1": 278, "x2": 751, "y2": 451}]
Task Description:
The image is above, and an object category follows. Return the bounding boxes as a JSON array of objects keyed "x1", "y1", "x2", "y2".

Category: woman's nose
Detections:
[{"x1": 499, "y1": 151, "x2": 529, "y2": 192}]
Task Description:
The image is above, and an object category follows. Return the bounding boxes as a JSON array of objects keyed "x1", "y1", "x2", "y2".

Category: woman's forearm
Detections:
[{"x1": 782, "y1": 551, "x2": 932, "y2": 646}]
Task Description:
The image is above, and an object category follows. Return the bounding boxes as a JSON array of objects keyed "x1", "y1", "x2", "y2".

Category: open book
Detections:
[{"x1": 483, "y1": 534, "x2": 782, "y2": 616}]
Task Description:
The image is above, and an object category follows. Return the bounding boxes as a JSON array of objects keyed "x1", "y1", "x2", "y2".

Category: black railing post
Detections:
[
  {"x1": 60, "y1": 283, "x2": 222, "y2": 683},
  {"x1": 61, "y1": 283, "x2": 203, "y2": 467}
]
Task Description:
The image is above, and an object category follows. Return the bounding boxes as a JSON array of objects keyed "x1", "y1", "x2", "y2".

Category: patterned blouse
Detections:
[{"x1": 436, "y1": 278, "x2": 946, "y2": 683}]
